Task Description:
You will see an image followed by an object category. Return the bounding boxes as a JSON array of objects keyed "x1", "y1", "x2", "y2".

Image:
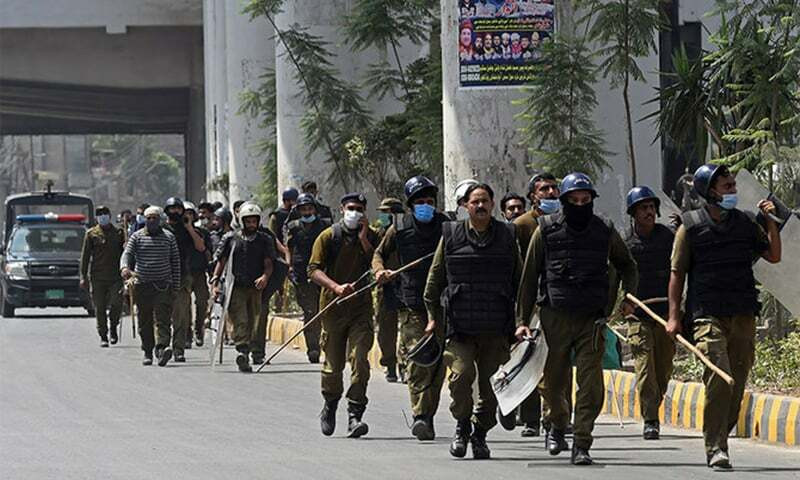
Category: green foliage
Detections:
[
  {"x1": 515, "y1": 32, "x2": 610, "y2": 178},
  {"x1": 206, "y1": 173, "x2": 230, "y2": 204},
  {"x1": 751, "y1": 328, "x2": 800, "y2": 394}
]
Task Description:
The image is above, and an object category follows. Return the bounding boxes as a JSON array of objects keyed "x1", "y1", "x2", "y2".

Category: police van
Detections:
[{"x1": 0, "y1": 185, "x2": 95, "y2": 317}]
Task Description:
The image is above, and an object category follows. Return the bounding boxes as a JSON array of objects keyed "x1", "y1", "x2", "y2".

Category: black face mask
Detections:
[
  {"x1": 563, "y1": 201, "x2": 594, "y2": 230},
  {"x1": 146, "y1": 219, "x2": 160, "y2": 233},
  {"x1": 167, "y1": 212, "x2": 182, "y2": 222}
]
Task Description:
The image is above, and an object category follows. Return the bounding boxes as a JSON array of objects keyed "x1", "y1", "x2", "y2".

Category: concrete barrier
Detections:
[{"x1": 268, "y1": 314, "x2": 800, "y2": 447}]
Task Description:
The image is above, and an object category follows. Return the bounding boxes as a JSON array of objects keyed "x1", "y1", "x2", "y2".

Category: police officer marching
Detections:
[
  {"x1": 310, "y1": 193, "x2": 378, "y2": 439},
  {"x1": 424, "y1": 182, "x2": 522, "y2": 460},
  {"x1": 516, "y1": 172, "x2": 638, "y2": 466},
  {"x1": 623, "y1": 186, "x2": 676, "y2": 441},
  {"x1": 284, "y1": 193, "x2": 332, "y2": 364},
  {"x1": 80, "y1": 205, "x2": 125, "y2": 347},
  {"x1": 211, "y1": 203, "x2": 275, "y2": 373},
  {"x1": 373, "y1": 176, "x2": 448, "y2": 441},
  {"x1": 666, "y1": 165, "x2": 781, "y2": 470},
  {"x1": 181, "y1": 201, "x2": 213, "y2": 348}
]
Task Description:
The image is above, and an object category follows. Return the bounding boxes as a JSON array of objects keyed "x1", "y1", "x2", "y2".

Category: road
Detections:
[{"x1": 1, "y1": 307, "x2": 799, "y2": 480}]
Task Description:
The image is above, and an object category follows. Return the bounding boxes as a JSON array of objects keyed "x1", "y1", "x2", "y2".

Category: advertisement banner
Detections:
[{"x1": 458, "y1": 0, "x2": 555, "y2": 88}]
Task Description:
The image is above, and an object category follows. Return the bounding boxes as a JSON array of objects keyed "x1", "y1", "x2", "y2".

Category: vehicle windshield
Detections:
[{"x1": 8, "y1": 226, "x2": 84, "y2": 254}]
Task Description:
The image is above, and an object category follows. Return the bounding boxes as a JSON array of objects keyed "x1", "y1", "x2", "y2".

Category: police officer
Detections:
[
  {"x1": 270, "y1": 188, "x2": 298, "y2": 245},
  {"x1": 505, "y1": 171, "x2": 562, "y2": 437},
  {"x1": 623, "y1": 186, "x2": 676, "y2": 440},
  {"x1": 516, "y1": 173, "x2": 638, "y2": 466},
  {"x1": 450, "y1": 179, "x2": 478, "y2": 220},
  {"x1": 284, "y1": 193, "x2": 331, "y2": 363},
  {"x1": 424, "y1": 183, "x2": 521, "y2": 459},
  {"x1": 666, "y1": 165, "x2": 781, "y2": 470},
  {"x1": 310, "y1": 193, "x2": 378, "y2": 438},
  {"x1": 164, "y1": 197, "x2": 207, "y2": 363},
  {"x1": 500, "y1": 193, "x2": 526, "y2": 222},
  {"x1": 183, "y1": 202, "x2": 213, "y2": 347},
  {"x1": 374, "y1": 176, "x2": 448, "y2": 441},
  {"x1": 301, "y1": 181, "x2": 334, "y2": 220},
  {"x1": 212, "y1": 203, "x2": 275, "y2": 373},
  {"x1": 210, "y1": 206, "x2": 233, "y2": 254},
  {"x1": 373, "y1": 197, "x2": 404, "y2": 382},
  {"x1": 80, "y1": 206, "x2": 125, "y2": 347}
]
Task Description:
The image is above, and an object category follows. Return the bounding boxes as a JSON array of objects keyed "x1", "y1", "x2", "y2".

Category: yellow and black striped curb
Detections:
[
  {"x1": 602, "y1": 369, "x2": 800, "y2": 447},
  {"x1": 268, "y1": 314, "x2": 800, "y2": 447}
]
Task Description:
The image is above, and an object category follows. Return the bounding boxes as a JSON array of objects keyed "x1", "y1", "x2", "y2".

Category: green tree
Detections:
[
  {"x1": 579, "y1": 0, "x2": 662, "y2": 184},
  {"x1": 515, "y1": 31, "x2": 609, "y2": 178}
]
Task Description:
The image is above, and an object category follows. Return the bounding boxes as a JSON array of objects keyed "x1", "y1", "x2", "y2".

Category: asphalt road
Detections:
[{"x1": 2, "y1": 307, "x2": 799, "y2": 480}]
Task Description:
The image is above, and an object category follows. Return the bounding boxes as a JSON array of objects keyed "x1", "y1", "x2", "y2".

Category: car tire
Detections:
[{"x1": 1, "y1": 292, "x2": 14, "y2": 318}]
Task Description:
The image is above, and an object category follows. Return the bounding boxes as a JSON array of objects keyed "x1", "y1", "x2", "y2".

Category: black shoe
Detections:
[
  {"x1": 174, "y1": 352, "x2": 186, "y2": 363},
  {"x1": 449, "y1": 419, "x2": 471, "y2": 458},
  {"x1": 498, "y1": 407, "x2": 516, "y2": 431},
  {"x1": 251, "y1": 354, "x2": 265, "y2": 365},
  {"x1": 195, "y1": 334, "x2": 204, "y2": 347},
  {"x1": 157, "y1": 347, "x2": 172, "y2": 367},
  {"x1": 320, "y1": 400, "x2": 338, "y2": 436},
  {"x1": 470, "y1": 426, "x2": 491, "y2": 460},
  {"x1": 521, "y1": 424, "x2": 540, "y2": 437},
  {"x1": 308, "y1": 350, "x2": 320, "y2": 364},
  {"x1": 236, "y1": 352, "x2": 252, "y2": 373},
  {"x1": 143, "y1": 352, "x2": 153, "y2": 366},
  {"x1": 643, "y1": 420, "x2": 660, "y2": 440},
  {"x1": 707, "y1": 449, "x2": 732, "y2": 470},
  {"x1": 347, "y1": 407, "x2": 369, "y2": 438},
  {"x1": 565, "y1": 423, "x2": 574, "y2": 434},
  {"x1": 546, "y1": 429, "x2": 569, "y2": 456},
  {"x1": 411, "y1": 416, "x2": 435, "y2": 441},
  {"x1": 100, "y1": 339, "x2": 110, "y2": 348},
  {"x1": 571, "y1": 445, "x2": 593, "y2": 465},
  {"x1": 109, "y1": 330, "x2": 118, "y2": 345},
  {"x1": 385, "y1": 364, "x2": 398, "y2": 383},
  {"x1": 184, "y1": 339, "x2": 193, "y2": 350}
]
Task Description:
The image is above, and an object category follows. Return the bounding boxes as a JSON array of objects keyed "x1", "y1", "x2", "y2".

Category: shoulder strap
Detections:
[
  {"x1": 327, "y1": 223, "x2": 343, "y2": 262},
  {"x1": 682, "y1": 209, "x2": 707, "y2": 229}
]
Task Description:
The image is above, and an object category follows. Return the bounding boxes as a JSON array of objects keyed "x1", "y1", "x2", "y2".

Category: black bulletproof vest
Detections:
[
  {"x1": 443, "y1": 219, "x2": 516, "y2": 336},
  {"x1": 271, "y1": 208, "x2": 290, "y2": 243},
  {"x1": 229, "y1": 231, "x2": 274, "y2": 287},
  {"x1": 540, "y1": 213, "x2": 611, "y2": 314},
  {"x1": 395, "y1": 213, "x2": 446, "y2": 311},
  {"x1": 625, "y1": 223, "x2": 674, "y2": 318},
  {"x1": 683, "y1": 208, "x2": 762, "y2": 319},
  {"x1": 287, "y1": 218, "x2": 331, "y2": 283}
]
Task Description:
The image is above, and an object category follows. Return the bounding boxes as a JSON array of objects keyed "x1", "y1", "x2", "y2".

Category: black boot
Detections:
[
  {"x1": 571, "y1": 445, "x2": 593, "y2": 465},
  {"x1": 498, "y1": 407, "x2": 516, "y2": 431},
  {"x1": 449, "y1": 419, "x2": 471, "y2": 458},
  {"x1": 308, "y1": 350, "x2": 320, "y2": 364},
  {"x1": 320, "y1": 400, "x2": 338, "y2": 436},
  {"x1": 470, "y1": 425, "x2": 491, "y2": 459},
  {"x1": 156, "y1": 347, "x2": 172, "y2": 367},
  {"x1": 142, "y1": 351, "x2": 153, "y2": 366},
  {"x1": 109, "y1": 328, "x2": 118, "y2": 345},
  {"x1": 385, "y1": 364, "x2": 398, "y2": 383},
  {"x1": 100, "y1": 335, "x2": 110, "y2": 348},
  {"x1": 347, "y1": 404, "x2": 369, "y2": 438},
  {"x1": 643, "y1": 420, "x2": 660, "y2": 440},
  {"x1": 411, "y1": 415, "x2": 434, "y2": 441},
  {"x1": 546, "y1": 428, "x2": 569, "y2": 456},
  {"x1": 236, "y1": 352, "x2": 252, "y2": 373}
]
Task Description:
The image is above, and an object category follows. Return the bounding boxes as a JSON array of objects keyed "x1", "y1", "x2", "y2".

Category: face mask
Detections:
[
  {"x1": 563, "y1": 201, "x2": 594, "y2": 230},
  {"x1": 539, "y1": 198, "x2": 561, "y2": 215},
  {"x1": 96, "y1": 214, "x2": 111, "y2": 226},
  {"x1": 200, "y1": 218, "x2": 210, "y2": 227},
  {"x1": 718, "y1": 193, "x2": 738, "y2": 210},
  {"x1": 343, "y1": 210, "x2": 363, "y2": 230},
  {"x1": 300, "y1": 214, "x2": 317, "y2": 224},
  {"x1": 377, "y1": 213, "x2": 392, "y2": 228},
  {"x1": 167, "y1": 212, "x2": 182, "y2": 222},
  {"x1": 146, "y1": 218, "x2": 160, "y2": 233},
  {"x1": 136, "y1": 214, "x2": 145, "y2": 224},
  {"x1": 413, "y1": 204, "x2": 435, "y2": 223}
]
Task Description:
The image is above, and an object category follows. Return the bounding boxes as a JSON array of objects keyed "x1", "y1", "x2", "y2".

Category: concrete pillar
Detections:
[
  {"x1": 185, "y1": 27, "x2": 206, "y2": 201},
  {"x1": 440, "y1": 0, "x2": 529, "y2": 211},
  {"x1": 202, "y1": 0, "x2": 228, "y2": 202},
  {"x1": 223, "y1": 1, "x2": 275, "y2": 203},
  {"x1": 275, "y1": 1, "x2": 352, "y2": 208}
]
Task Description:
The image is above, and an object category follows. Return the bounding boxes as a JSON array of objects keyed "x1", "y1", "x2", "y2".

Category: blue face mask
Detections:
[
  {"x1": 413, "y1": 204, "x2": 435, "y2": 223},
  {"x1": 718, "y1": 193, "x2": 738, "y2": 210},
  {"x1": 377, "y1": 212, "x2": 392, "y2": 228},
  {"x1": 136, "y1": 214, "x2": 145, "y2": 224},
  {"x1": 539, "y1": 198, "x2": 561, "y2": 214},
  {"x1": 300, "y1": 214, "x2": 317, "y2": 224},
  {"x1": 96, "y1": 214, "x2": 111, "y2": 226}
]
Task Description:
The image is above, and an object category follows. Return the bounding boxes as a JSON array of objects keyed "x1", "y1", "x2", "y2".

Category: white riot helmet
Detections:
[
  {"x1": 183, "y1": 201, "x2": 197, "y2": 213},
  {"x1": 238, "y1": 202, "x2": 262, "y2": 221},
  {"x1": 454, "y1": 179, "x2": 478, "y2": 206}
]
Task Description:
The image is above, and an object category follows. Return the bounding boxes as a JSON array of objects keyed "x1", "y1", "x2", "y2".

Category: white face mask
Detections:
[{"x1": 343, "y1": 210, "x2": 363, "y2": 230}]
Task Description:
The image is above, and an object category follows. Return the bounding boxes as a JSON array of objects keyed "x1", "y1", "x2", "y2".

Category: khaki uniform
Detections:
[
  {"x1": 373, "y1": 226, "x2": 401, "y2": 371},
  {"x1": 398, "y1": 310, "x2": 446, "y2": 417},
  {"x1": 80, "y1": 224, "x2": 125, "y2": 338},
  {"x1": 671, "y1": 223, "x2": 767, "y2": 456},
  {"x1": 308, "y1": 224, "x2": 378, "y2": 406},
  {"x1": 424, "y1": 221, "x2": 523, "y2": 431},
  {"x1": 295, "y1": 281, "x2": 322, "y2": 353},
  {"x1": 517, "y1": 223, "x2": 638, "y2": 450},
  {"x1": 629, "y1": 319, "x2": 675, "y2": 421}
]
